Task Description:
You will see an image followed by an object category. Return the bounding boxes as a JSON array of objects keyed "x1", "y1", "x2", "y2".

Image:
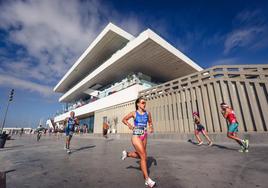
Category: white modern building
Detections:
[{"x1": 52, "y1": 23, "x2": 202, "y2": 133}]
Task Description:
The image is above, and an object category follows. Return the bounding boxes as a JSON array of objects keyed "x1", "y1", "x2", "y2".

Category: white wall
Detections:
[{"x1": 94, "y1": 101, "x2": 135, "y2": 133}]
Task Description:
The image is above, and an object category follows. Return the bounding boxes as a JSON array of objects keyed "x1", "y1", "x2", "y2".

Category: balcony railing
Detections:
[{"x1": 54, "y1": 73, "x2": 157, "y2": 116}]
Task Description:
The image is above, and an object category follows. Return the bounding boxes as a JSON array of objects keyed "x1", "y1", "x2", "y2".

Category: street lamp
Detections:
[{"x1": 0, "y1": 89, "x2": 15, "y2": 133}]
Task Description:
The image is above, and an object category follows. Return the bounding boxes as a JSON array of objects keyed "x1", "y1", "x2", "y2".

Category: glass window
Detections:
[{"x1": 79, "y1": 115, "x2": 94, "y2": 133}]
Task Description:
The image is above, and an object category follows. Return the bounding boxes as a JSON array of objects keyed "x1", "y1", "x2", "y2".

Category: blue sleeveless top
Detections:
[
  {"x1": 134, "y1": 111, "x2": 148, "y2": 128},
  {"x1": 67, "y1": 117, "x2": 76, "y2": 131}
]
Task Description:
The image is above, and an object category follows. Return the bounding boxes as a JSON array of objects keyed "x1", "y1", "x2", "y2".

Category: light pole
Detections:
[{"x1": 0, "y1": 89, "x2": 14, "y2": 133}]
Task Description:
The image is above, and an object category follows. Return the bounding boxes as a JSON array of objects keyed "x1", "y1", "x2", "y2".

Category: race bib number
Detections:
[{"x1": 133, "y1": 127, "x2": 145, "y2": 136}]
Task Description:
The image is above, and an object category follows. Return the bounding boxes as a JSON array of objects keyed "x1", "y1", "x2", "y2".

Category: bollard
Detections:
[{"x1": 0, "y1": 171, "x2": 6, "y2": 188}]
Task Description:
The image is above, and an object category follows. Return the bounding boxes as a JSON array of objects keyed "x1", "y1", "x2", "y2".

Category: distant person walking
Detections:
[
  {"x1": 121, "y1": 97, "x2": 156, "y2": 188},
  {"x1": 103, "y1": 122, "x2": 109, "y2": 138},
  {"x1": 64, "y1": 111, "x2": 79, "y2": 154},
  {"x1": 192, "y1": 112, "x2": 213, "y2": 146},
  {"x1": 19, "y1": 128, "x2": 24, "y2": 137},
  {"x1": 220, "y1": 102, "x2": 249, "y2": 152},
  {"x1": 36, "y1": 125, "x2": 45, "y2": 141}
]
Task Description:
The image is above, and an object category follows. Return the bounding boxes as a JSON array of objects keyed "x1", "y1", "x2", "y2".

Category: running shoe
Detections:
[
  {"x1": 208, "y1": 142, "x2": 213, "y2": 146},
  {"x1": 145, "y1": 177, "x2": 156, "y2": 187},
  {"x1": 238, "y1": 146, "x2": 245, "y2": 153},
  {"x1": 64, "y1": 146, "x2": 67, "y2": 150},
  {"x1": 121, "y1": 150, "x2": 127, "y2": 160},
  {"x1": 197, "y1": 141, "x2": 203, "y2": 146},
  {"x1": 67, "y1": 149, "x2": 71, "y2": 154},
  {"x1": 244, "y1": 139, "x2": 249, "y2": 149}
]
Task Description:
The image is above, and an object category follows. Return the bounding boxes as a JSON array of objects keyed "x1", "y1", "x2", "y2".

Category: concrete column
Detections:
[
  {"x1": 236, "y1": 82, "x2": 254, "y2": 132},
  {"x1": 227, "y1": 81, "x2": 245, "y2": 132},
  {"x1": 168, "y1": 93, "x2": 175, "y2": 132},
  {"x1": 201, "y1": 84, "x2": 213, "y2": 132},
  {"x1": 164, "y1": 94, "x2": 171, "y2": 132},
  {"x1": 245, "y1": 82, "x2": 262, "y2": 131},
  {"x1": 159, "y1": 95, "x2": 166, "y2": 132},
  {"x1": 172, "y1": 92, "x2": 180, "y2": 133},
  {"x1": 176, "y1": 91, "x2": 183, "y2": 133},
  {"x1": 212, "y1": 81, "x2": 224, "y2": 132},
  {"x1": 207, "y1": 82, "x2": 220, "y2": 132},
  {"x1": 186, "y1": 89, "x2": 194, "y2": 133},
  {"x1": 255, "y1": 83, "x2": 268, "y2": 131},
  {"x1": 195, "y1": 86, "x2": 206, "y2": 129},
  {"x1": 181, "y1": 90, "x2": 188, "y2": 133}
]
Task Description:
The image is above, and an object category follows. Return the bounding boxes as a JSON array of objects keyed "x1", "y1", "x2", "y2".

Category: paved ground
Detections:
[{"x1": 0, "y1": 134, "x2": 268, "y2": 188}]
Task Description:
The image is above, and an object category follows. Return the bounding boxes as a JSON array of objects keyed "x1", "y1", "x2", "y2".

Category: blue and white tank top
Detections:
[
  {"x1": 134, "y1": 111, "x2": 149, "y2": 128},
  {"x1": 67, "y1": 117, "x2": 76, "y2": 131}
]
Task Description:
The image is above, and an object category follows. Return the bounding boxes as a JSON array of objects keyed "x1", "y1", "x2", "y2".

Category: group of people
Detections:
[
  {"x1": 192, "y1": 102, "x2": 249, "y2": 152},
  {"x1": 63, "y1": 97, "x2": 249, "y2": 188}
]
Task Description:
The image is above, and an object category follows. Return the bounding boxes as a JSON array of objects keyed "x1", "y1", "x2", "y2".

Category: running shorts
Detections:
[
  {"x1": 228, "y1": 122, "x2": 238, "y2": 133},
  {"x1": 196, "y1": 124, "x2": 205, "y2": 132},
  {"x1": 66, "y1": 130, "x2": 74, "y2": 137}
]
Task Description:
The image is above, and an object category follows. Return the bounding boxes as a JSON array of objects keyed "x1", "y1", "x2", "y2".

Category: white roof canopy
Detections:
[
  {"x1": 58, "y1": 28, "x2": 203, "y2": 102},
  {"x1": 54, "y1": 23, "x2": 134, "y2": 93}
]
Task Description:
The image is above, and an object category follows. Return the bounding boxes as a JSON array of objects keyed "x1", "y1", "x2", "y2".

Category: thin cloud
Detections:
[
  {"x1": 0, "y1": 74, "x2": 54, "y2": 96},
  {"x1": 209, "y1": 57, "x2": 240, "y2": 67},
  {"x1": 0, "y1": 0, "x2": 101, "y2": 84},
  {"x1": 0, "y1": 0, "x2": 143, "y2": 96},
  {"x1": 173, "y1": 28, "x2": 207, "y2": 53},
  {"x1": 224, "y1": 27, "x2": 265, "y2": 54},
  {"x1": 234, "y1": 9, "x2": 265, "y2": 26},
  {"x1": 224, "y1": 9, "x2": 268, "y2": 54}
]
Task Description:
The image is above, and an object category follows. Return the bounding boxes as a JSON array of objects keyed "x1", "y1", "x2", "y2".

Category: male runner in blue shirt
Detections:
[{"x1": 64, "y1": 111, "x2": 79, "y2": 154}]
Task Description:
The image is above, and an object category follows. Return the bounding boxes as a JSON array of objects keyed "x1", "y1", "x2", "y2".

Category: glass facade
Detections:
[
  {"x1": 54, "y1": 72, "x2": 159, "y2": 116},
  {"x1": 79, "y1": 115, "x2": 94, "y2": 133}
]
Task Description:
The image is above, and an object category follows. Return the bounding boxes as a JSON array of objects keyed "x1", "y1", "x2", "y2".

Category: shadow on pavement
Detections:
[
  {"x1": 3, "y1": 145, "x2": 24, "y2": 149},
  {"x1": 71, "y1": 145, "x2": 96, "y2": 153},
  {"x1": 5, "y1": 169, "x2": 16, "y2": 174},
  {"x1": 211, "y1": 144, "x2": 237, "y2": 151},
  {"x1": 0, "y1": 145, "x2": 25, "y2": 151},
  {"x1": 188, "y1": 139, "x2": 237, "y2": 150},
  {"x1": 104, "y1": 138, "x2": 114, "y2": 142},
  {"x1": 188, "y1": 139, "x2": 198, "y2": 145},
  {"x1": 126, "y1": 156, "x2": 157, "y2": 175}
]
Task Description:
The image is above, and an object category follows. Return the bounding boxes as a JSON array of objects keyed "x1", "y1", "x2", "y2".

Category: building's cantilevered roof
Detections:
[
  {"x1": 58, "y1": 28, "x2": 203, "y2": 102},
  {"x1": 54, "y1": 23, "x2": 134, "y2": 93}
]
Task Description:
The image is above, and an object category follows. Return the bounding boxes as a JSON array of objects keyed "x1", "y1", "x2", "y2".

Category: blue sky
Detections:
[{"x1": 0, "y1": 0, "x2": 268, "y2": 128}]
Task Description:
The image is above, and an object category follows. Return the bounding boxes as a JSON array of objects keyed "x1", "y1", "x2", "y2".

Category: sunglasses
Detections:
[{"x1": 140, "y1": 101, "x2": 146, "y2": 105}]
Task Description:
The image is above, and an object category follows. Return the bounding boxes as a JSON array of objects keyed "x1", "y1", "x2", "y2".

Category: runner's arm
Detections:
[
  {"x1": 222, "y1": 108, "x2": 229, "y2": 118},
  {"x1": 75, "y1": 118, "x2": 79, "y2": 125},
  {"x1": 63, "y1": 118, "x2": 69, "y2": 130},
  {"x1": 194, "y1": 116, "x2": 200, "y2": 124},
  {"x1": 148, "y1": 112, "x2": 154, "y2": 133},
  {"x1": 122, "y1": 112, "x2": 135, "y2": 130}
]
